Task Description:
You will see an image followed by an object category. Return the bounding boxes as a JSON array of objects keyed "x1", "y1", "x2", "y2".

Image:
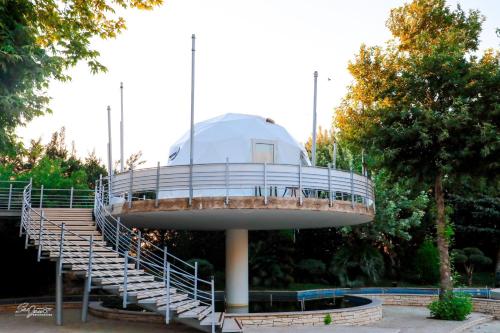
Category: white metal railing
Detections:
[
  {"x1": 20, "y1": 181, "x2": 217, "y2": 332},
  {"x1": 0, "y1": 180, "x2": 29, "y2": 210},
  {"x1": 105, "y1": 163, "x2": 375, "y2": 209},
  {"x1": 0, "y1": 180, "x2": 94, "y2": 210}
]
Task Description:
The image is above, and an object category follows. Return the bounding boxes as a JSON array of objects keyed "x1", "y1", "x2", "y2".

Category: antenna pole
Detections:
[
  {"x1": 312, "y1": 71, "x2": 318, "y2": 166},
  {"x1": 189, "y1": 34, "x2": 196, "y2": 205},
  {"x1": 120, "y1": 82, "x2": 124, "y2": 173},
  {"x1": 107, "y1": 106, "x2": 113, "y2": 177}
]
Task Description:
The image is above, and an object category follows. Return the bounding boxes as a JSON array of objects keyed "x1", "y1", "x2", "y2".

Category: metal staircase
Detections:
[{"x1": 18, "y1": 181, "x2": 241, "y2": 332}]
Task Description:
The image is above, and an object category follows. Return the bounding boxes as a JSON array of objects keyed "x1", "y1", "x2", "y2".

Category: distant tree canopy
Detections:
[
  {"x1": 0, "y1": 127, "x2": 107, "y2": 188},
  {"x1": 0, "y1": 0, "x2": 163, "y2": 154}
]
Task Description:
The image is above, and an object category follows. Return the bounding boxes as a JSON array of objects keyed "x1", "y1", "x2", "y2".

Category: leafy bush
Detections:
[
  {"x1": 187, "y1": 259, "x2": 214, "y2": 279},
  {"x1": 329, "y1": 244, "x2": 384, "y2": 287},
  {"x1": 324, "y1": 313, "x2": 332, "y2": 325},
  {"x1": 428, "y1": 293, "x2": 472, "y2": 321},
  {"x1": 415, "y1": 239, "x2": 440, "y2": 284},
  {"x1": 296, "y1": 259, "x2": 326, "y2": 283}
]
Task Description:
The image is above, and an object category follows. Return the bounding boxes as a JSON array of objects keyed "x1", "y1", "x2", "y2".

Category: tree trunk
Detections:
[
  {"x1": 435, "y1": 173, "x2": 453, "y2": 298},
  {"x1": 496, "y1": 246, "x2": 500, "y2": 287}
]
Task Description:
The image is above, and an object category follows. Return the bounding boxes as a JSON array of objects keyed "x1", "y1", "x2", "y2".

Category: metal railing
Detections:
[
  {"x1": 20, "y1": 181, "x2": 217, "y2": 332},
  {"x1": 0, "y1": 180, "x2": 29, "y2": 210},
  {"x1": 105, "y1": 163, "x2": 375, "y2": 209},
  {"x1": 0, "y1": 180, "x2": 94, "y2": 210}
]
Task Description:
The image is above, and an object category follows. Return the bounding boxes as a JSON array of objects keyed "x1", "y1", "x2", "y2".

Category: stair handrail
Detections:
[
  {"x1": 21, "y1": 182, "x2": 217, "y2": 331},
  {"x1": 94, "y1": 181, "x2": 216, "y2": 329}
]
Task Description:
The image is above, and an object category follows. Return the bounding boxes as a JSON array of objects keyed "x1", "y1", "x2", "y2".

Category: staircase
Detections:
[{"x1": 18, "y1": 182, "x2": 242, "y2": 332}]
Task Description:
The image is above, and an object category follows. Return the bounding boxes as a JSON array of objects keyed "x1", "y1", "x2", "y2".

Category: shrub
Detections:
[
  {"x1": 187, "y1": 259, "x2": 214, "y2": 279},
  {"x1": 428, "y1": 293, "x2": 472, "y2": 321},
  {"x1": 296, "y1": 259, "x2": 326, "y2": 283},
  {"x1": 324, "y1": 313, "x2": 332, "y2": 325},
  {"x1": 415, "y1": 239, "x2": 440, "y2": 284}
]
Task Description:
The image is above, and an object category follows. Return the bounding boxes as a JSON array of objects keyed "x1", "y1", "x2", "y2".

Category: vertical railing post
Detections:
[
  {"x1": 163, "y1": 246, "x2": 169, "y2": 324},
  {"x1": 123, "y1": 252, "x2": 128, "y2": 309},
  {"x1": 263, "y1": 163, "x2": 268, "y2": 205},
  {"x1": 194, "y1": 261, "x2": 198, "y2": 300},
  {"x1": 69, "y1": 187, "x2": 74, "y2": 208},
  {"x1": 225, "y1": 158, "x2": 229, "y2": 205},
  {"x1": 115, "y1": 217, "x2": 121, "y2": 252},
  {"x1": 211, "y1": 276, "x2": 215, "y2": 333},
  {"x1": 166, "y1": 262, "x2": 171, "y2": 324},
  {"x1": 298, "y1": 164, "x2": 303, "y2": 206},
  {"x1": 7, "y1": 183, "x2": 12, "y2": 210},
  {"x1": 350, "y1": 166, "x2": 354, "y2": 208},
  {"x1": 128, "y1": 168, "x2": 133, "y2": 208},
  {"x1": 365, "y1": 172, "x2": 369, "y2": 210},
  {"x1": 81, "y1": 235, "x2": 93, "y2": 322},
  {"x1": 56, "y1": 223, "x2": 65, "y2": 326},
  {"x1": 328, "y1": 164, "x2": 332, "y2": 207},
  {"x1": 39, "y1": 185, "x2": 44, "y2": 209},
  {"x1": 37, "y1": 211, "x2": 44, "y2": 262},
  {"x1": 155, "y1": 162, "x2": 160, "y2": 208},
  {"x1": 93, "y1": 182, "x2": 98, "y2": 215},
  {"x1": 98, "y1": 174, "x2": 103, "y2": 204},
  {"x1": 136, "y1": 230, "x2": 141, "y2": 270},
  {"x1": 189, "y1": 164, "x2": 193, "y2": 206}
]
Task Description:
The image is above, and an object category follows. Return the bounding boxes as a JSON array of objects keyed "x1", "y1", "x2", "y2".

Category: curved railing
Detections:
[{"x1": 106, "y1": 163, "x2": 375, "y2": 209}]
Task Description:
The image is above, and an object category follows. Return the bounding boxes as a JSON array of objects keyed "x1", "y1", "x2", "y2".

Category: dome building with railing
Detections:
[{"x1": 109, "y1": 113, "x2": 375, "y2": 312}]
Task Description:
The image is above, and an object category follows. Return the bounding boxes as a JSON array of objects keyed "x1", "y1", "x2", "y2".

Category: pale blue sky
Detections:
[{"x1": 17, "y1": 0, "x2": 499, "y2": 167}]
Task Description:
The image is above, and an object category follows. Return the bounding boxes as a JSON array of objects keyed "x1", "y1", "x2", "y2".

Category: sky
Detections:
[{"x1": 16, "y1": 0, "x2": 500, "y2": 167}]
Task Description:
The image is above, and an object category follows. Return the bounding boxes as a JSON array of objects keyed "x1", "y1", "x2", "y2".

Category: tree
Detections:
[
  {"x1": 452, "y1": 247, "x2": 492, "y2": 286},
  {"x1": 335, "y1": 0, "x2": 499, "y2": 296},
  {"x1": 0, "y1": 0, "x2": 163, "y2": 153}
]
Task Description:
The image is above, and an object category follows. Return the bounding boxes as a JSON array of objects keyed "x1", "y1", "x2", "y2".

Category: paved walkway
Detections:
[
  {"x1": 0, "y1": 306, "x2": 495, "y2": 333},
  {"x1": 464, "y1": 321, "x2": 500, "y2": 333}
]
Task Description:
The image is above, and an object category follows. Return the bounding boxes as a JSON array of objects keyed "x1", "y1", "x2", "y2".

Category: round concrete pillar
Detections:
[{"x1": 225, "y1": 229, "x2": 249, "y2": 311}]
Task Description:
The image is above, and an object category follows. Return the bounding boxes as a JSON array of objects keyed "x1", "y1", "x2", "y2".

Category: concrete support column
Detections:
[{"x1": 225, "y1": 229, "x2": 248, "y2": 311}]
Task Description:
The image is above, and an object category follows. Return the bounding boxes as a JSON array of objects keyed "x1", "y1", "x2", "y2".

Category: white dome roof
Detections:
[{"x1": 168, "y1": 113, "x2": 310, "y2": 166}]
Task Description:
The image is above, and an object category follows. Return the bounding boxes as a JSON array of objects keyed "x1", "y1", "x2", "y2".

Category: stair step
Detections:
[
  {"x1": 37, "y1": 241, "x2": 111, "y2": 249},
  {"x1": 200, "y1": 312, "x2": 223, "y2": 326},
  {"x1": 178, "y1": 306, "x2": 210, "y2": 318},
  {"x1": 91, "y1": 269, "x2": 145, "y2": 278},
  {"x1": 135, "y1": 287, "x2": 178, "y2": 300},
  {"x1": 71, "y1": 263, "x2": 135, "y2": 271},
  {"x1": 118, "y1": 281, "x2": 165, "y2": 292},
  {"x1": 222, "y1": 318, "x2": 243, "y2": 333},
  {"x1": 176, "y1": 300, "x2": 200, "y2": 313},
  {"x1": 138, "y1": 293, "x2": 186, "y2": 305},
  {"x1": 157, "y1": 299, "x2": 196, "y2": 312},
  {"x1": 48, "y1": 251, "x2": 118, "y2": 258},
  {"x1": 197, "y1": 306, "x2": 214, "y2": 321},
  {"x1": 96, "y1": 275, "x2": 155, "y2": 285},
  {"x1": 62, "y1": 257, "x2": 125, "y2": 265},
  {"x1": 156, "y1": 293, "x2": 189, "y2": 306}
]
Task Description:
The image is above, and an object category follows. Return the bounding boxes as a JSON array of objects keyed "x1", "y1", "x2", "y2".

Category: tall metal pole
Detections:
[
  {"x1": 312, "y1": 71, "x2": 318, "y2": 166},
  {"x1": 189, "y1": 34, "x2": 196, "y2": 205},
  {"x1": 120, "y1": 82, "x2": 124, "y2": 173},
  {"x1": 107, "y1": 106, "x2": 113, "y2": 177}
]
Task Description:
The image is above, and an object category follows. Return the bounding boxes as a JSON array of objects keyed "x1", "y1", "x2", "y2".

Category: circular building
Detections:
[{"x1": 109, "y1": 113, "x2": 375, "y2": 311}]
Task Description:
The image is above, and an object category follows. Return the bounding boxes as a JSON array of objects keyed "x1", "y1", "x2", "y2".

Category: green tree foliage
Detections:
[
  {"x1": 0, "y1": 0, "x2": 163, "y2": 153},
  {"x1": 415, "y1": 238, "x2": 440, "y2": 284},
  {"x1": 452, "y1": 247, "x2": 492, "y2": 286},
  {"x1": 296, "y1": 259, "x2": 327, "y2": 283},
  {"x1": 335, "y1": 0, "x2": 499, "y2": 295},
  {"x1": 249, "y1": 231, "x2": 295, "y2": 288},
  {"x1": 0, "y1": 128, "x2": 107, "y2": 188},
  {"x1": 329, "y1": 243, "x2": 385, "y2": 287}
]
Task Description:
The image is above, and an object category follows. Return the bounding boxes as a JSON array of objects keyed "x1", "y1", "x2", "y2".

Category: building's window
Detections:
[{"x1": 253, "y1": 142, "x2": 275, "y2": 163}]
